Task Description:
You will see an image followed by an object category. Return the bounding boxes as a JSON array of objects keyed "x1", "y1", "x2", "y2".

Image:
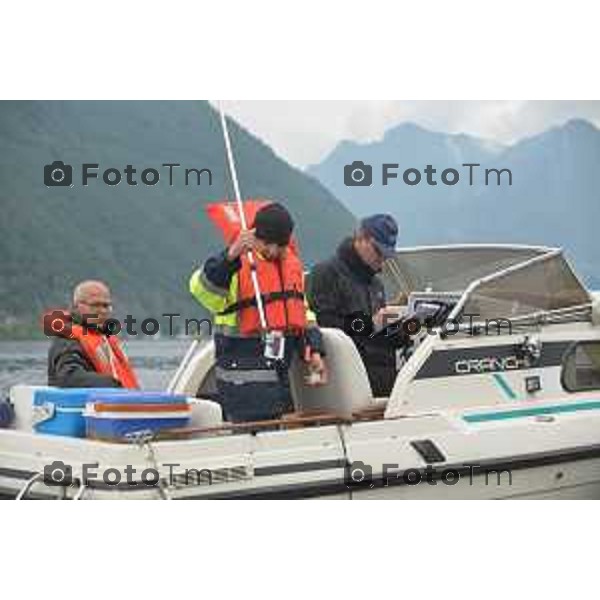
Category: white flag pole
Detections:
[{"x1": 219, "y1": 106, "x2": 268, "y2": 331}]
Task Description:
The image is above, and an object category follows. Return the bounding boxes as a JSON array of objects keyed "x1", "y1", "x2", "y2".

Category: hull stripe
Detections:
[
  {"x1": 492, "y1": 373, "x2": 517, "y2": 400},
  {"x1": 464, "y1": 400, "x2": 600, "y2": 423}
]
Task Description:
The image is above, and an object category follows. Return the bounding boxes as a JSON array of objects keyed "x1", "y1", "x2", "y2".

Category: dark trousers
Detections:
[{"x1": 214, "y1": 334, "x2": 299, "y2": 423}]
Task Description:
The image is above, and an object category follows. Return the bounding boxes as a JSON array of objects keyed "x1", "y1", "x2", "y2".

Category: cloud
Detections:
[{"x1": 218, "y1": 101, "x2": 600, "y2": 169}]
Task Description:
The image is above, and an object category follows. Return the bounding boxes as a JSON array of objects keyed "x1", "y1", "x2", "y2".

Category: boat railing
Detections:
[{"x1": 442, "y1": 303, "x2": 594, "y2": 336}]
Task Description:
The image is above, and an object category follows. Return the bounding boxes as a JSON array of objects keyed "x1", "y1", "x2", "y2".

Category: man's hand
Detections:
[
  {"x1": 227, "y1": 229, "x2": 256, "y2": 261},
  {"x1": 306, "y1": 352, "x2": 328, "y2": 386},
  {"x1": 373, "y1": 305, "x2": 405, "y2": 328}
]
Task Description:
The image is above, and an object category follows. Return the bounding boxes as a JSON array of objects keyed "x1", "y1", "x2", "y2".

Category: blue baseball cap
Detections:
[{"x1": 360, "y1": 214, "x2": 398, "y2": 258}]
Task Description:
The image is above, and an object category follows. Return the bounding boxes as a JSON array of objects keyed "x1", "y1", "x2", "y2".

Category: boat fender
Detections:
[{"x1": 0, "y1": 398, "x2": 15, "y2": 428}]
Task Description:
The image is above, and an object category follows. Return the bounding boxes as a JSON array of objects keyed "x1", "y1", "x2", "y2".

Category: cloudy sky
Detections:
[{"x1": 219, "y1": 101, "x2": 600, "y2": 169}]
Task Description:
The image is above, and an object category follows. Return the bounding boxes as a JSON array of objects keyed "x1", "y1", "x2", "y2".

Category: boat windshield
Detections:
[{"x1": 382, "y1": 245, "x2": 591, "y2": 321}]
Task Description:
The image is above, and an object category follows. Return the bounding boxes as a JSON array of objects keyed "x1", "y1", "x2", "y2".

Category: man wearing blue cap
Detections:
[{"x1": 307, "y1": 214, "x2": 399, "y2": 396}]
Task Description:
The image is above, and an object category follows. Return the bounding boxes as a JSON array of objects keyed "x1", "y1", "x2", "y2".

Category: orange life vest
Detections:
[
  {"x1": 43, "y1": 309, "x2": 139, "y2": 389},
  {"x1": 206, "y1": 200, "x2": 307, "y2": 335},
  {"x1": 68, "y1": 324, "x2": 139, "y2": 389}
]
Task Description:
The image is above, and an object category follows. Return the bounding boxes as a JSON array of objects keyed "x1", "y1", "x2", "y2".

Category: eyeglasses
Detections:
[{"x1": 80, "y1": 300, "x2": 113, "y2": 310}]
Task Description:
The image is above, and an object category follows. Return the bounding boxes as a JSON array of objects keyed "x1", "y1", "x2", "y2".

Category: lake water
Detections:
[{"x1": 0, "y1": 339, "x2": 193, "y2": 398}]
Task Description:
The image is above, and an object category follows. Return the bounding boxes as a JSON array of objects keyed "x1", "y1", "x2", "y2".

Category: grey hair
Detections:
[{"x1": 72, "y1": 280, "x2": 110, "y2": 305}]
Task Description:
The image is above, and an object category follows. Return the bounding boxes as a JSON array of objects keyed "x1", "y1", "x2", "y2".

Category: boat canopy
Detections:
[{"x1": 382, "y1": 244, "x2": 591, "y2": 321}]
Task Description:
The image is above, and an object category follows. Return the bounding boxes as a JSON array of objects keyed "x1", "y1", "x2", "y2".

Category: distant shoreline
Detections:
[{"x1": 0, "y1": 327, "x2": 200, "y2": 343}]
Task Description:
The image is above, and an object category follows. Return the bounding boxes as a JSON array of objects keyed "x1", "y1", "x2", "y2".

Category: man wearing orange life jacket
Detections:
[
  {"x1": 46, "y1": 280, "x2": 139, "y2": 389},
  {"x1": 189, "y1": 202, "x2": 327, "y2": 423}
]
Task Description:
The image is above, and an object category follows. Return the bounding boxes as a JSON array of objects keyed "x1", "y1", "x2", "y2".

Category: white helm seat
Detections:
[{"x1": 289, "y1": 328, "x2": 374, "y2": 419}]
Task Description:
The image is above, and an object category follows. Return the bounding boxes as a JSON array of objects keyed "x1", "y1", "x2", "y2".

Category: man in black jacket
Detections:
[{"x1": 307, "y1": 214, "x2": 399, "y2": 397}]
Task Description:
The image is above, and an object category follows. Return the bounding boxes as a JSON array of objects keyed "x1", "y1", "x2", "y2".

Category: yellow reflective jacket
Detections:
[{"x1": 189, "y1": 253, "x2": 318, "y2": 336}]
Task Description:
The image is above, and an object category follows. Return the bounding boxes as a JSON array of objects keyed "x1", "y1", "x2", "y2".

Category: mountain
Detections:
[
  {"x1": 462, "y1": 119, "x2": 600, "y2": 285},
  {"x1": 307, "y1": 118, "x2": 600, "y2": 288},
  {"x1": 0, "y1": 101, "x2": 356, "y2": 337}
]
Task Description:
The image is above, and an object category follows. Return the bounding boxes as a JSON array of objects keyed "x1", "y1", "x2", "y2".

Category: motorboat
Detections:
[{"x1": 2, "y1": 243, "x2": 600, "y2": 499}]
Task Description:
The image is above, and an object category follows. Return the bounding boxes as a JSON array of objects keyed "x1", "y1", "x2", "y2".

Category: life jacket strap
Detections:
[{"x1": 218, "y1": 290, "x2": 305, "y2": 316}]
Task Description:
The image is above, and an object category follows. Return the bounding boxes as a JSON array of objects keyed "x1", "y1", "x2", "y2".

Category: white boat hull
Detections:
[
  {"x1": 4, "y1": 399, "x2": 600, "y2": 500},
  {"x1": 3, "y1": 245, "x2": 600, "y2": 500}
]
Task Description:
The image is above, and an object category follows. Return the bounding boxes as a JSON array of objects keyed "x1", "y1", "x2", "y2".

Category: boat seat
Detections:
[
  {"x1": 9, "y1": 385, "x2": 49, "y2": 431},
  {"x1": 289, "y1": 328, "x2": 375, "y2": 419},
  {"x1": 188, "y1": 398, "x2": 223, "y2": 429},
  {"x1": 196, "y1": 364, "x2": 218, "y2": 400},
  {"x1": 176, "y1": 329, "x2": 378, "y2": 421},
  {"x1": 169, "y1": 340, "x2": 216, "y2": 396}
]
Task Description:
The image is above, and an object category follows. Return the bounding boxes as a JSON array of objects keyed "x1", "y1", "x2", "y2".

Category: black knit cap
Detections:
[{"x1": 254, "y1": 202, "x2": 294, "y2": 246}]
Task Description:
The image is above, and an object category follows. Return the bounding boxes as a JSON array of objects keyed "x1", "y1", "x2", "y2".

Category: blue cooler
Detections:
[
  {"x1": 84, "y1": 392, "x2": 191, "y2": 442},
  {"x1": 33, "y1": 388, "x2": 130, "y2": 437}
]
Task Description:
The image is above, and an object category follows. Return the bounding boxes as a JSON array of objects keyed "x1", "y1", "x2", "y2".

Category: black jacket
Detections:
[
  {"x1": 47, "y1": 336, "x2": 122, "y2": 388},
  {"x1": 307, "y1": 238, "x2": 396, "y2": 396}
]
